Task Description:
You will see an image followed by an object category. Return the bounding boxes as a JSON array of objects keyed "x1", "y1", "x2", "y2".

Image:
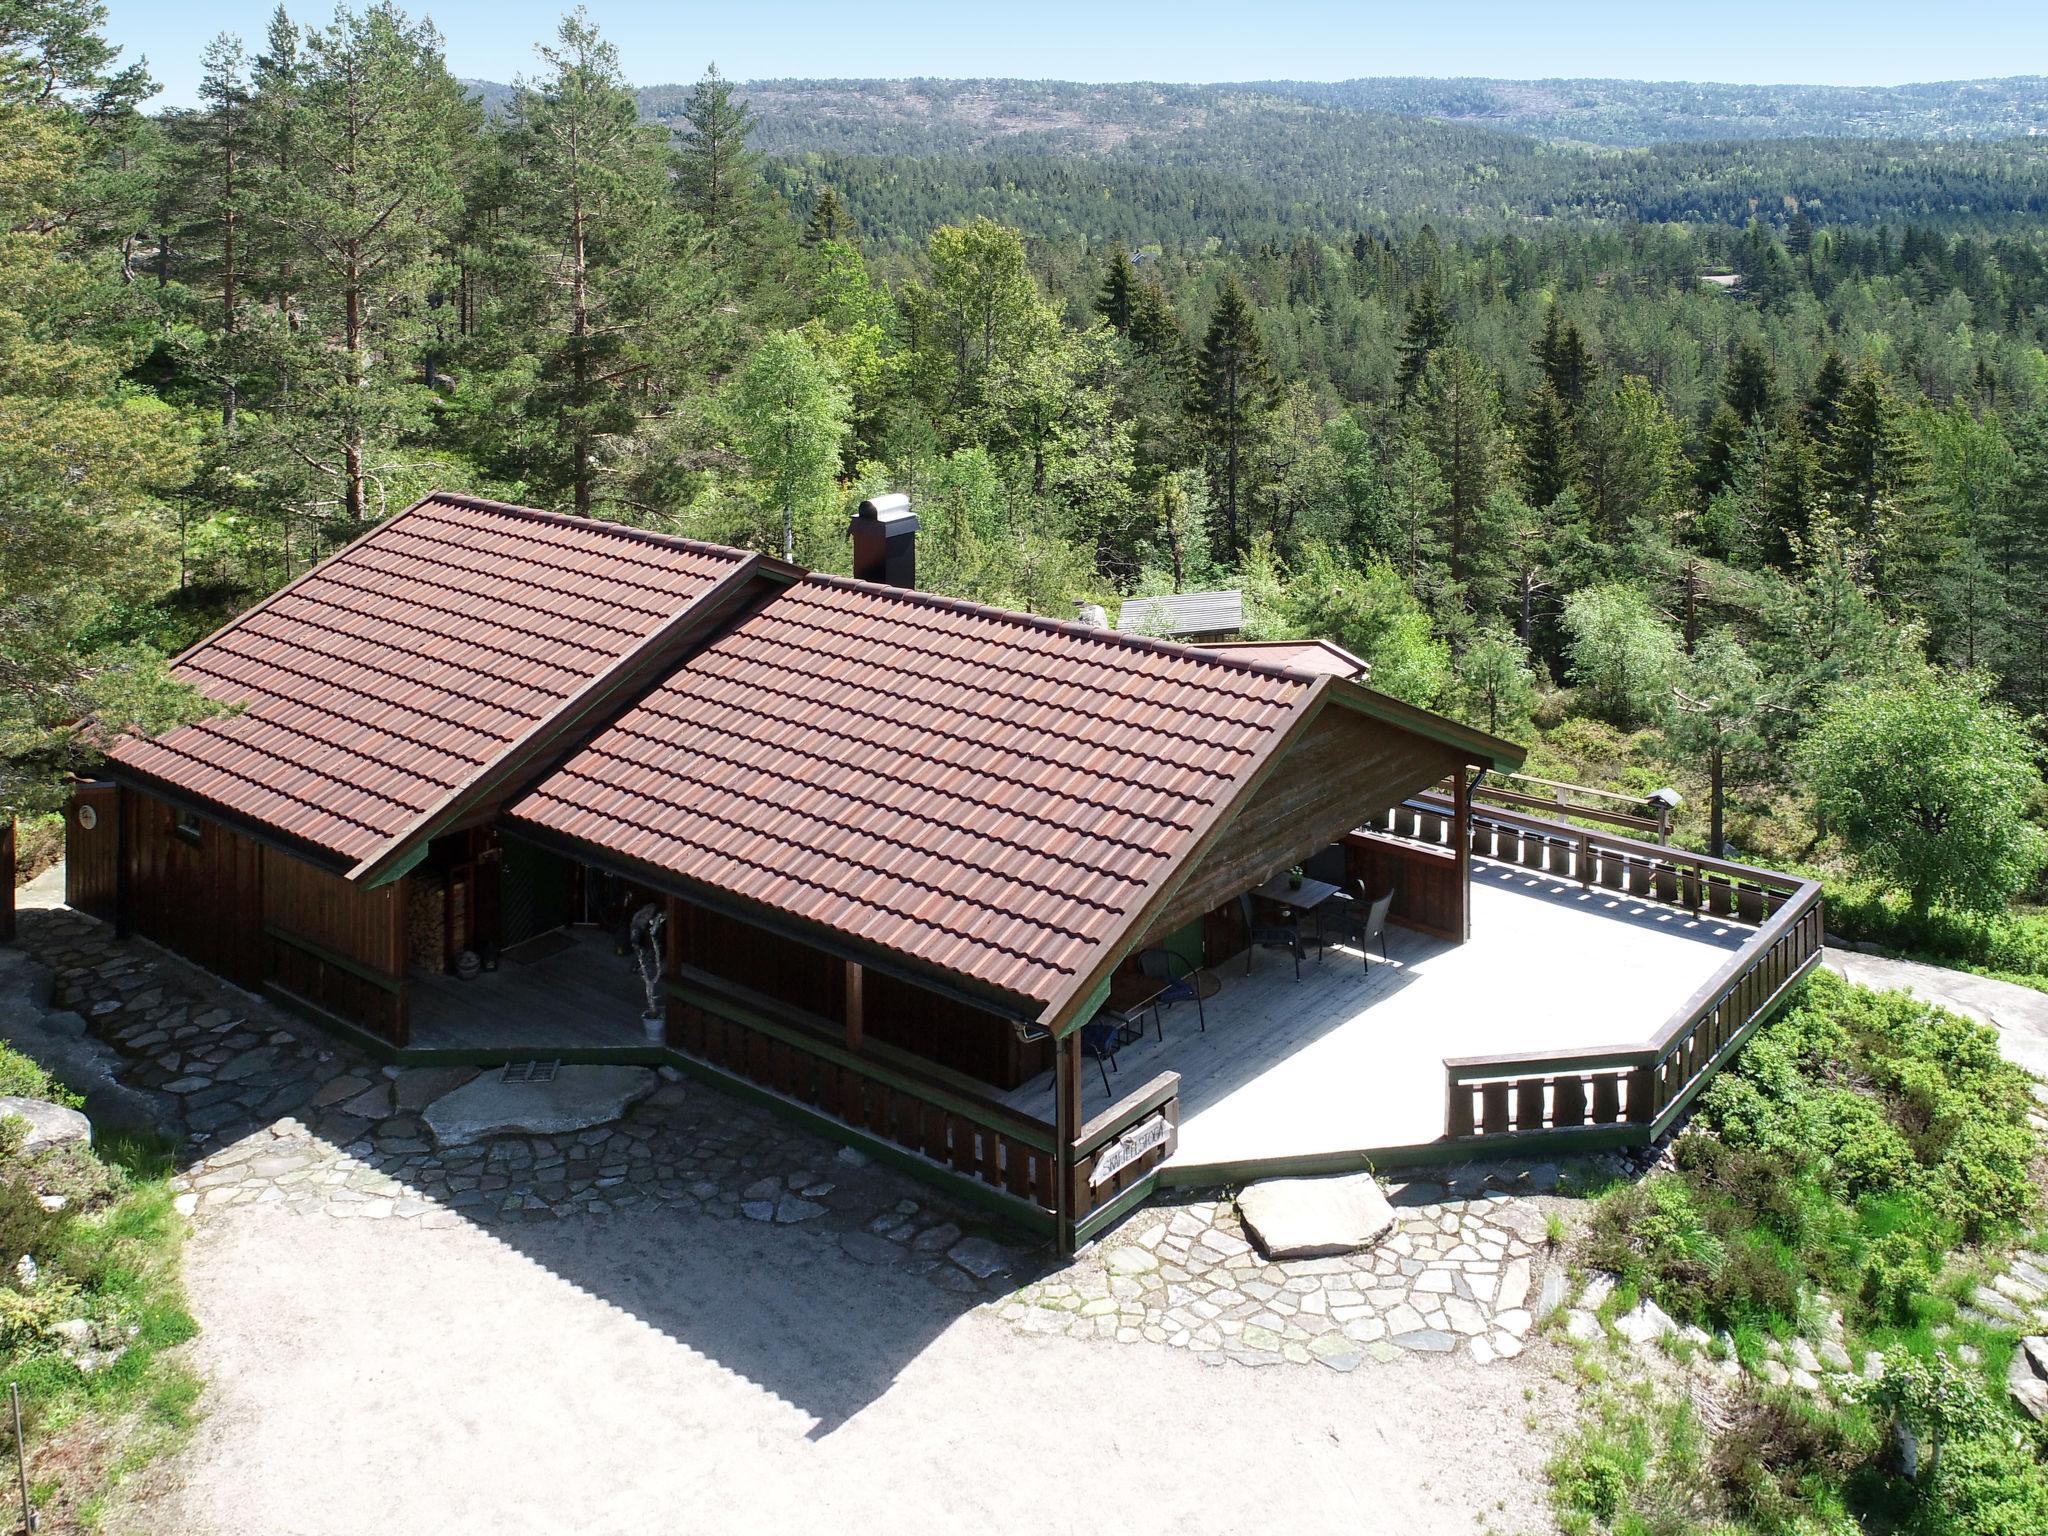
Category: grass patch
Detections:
[
  {"x1": 1553, "y1": 971, "x2": 2048, "y2": 1533},
  {"x1": 0, "y1": 1043, "x2": 198, "y2": 1531}
]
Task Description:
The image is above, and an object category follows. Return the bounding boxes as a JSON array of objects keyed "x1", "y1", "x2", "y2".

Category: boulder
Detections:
[
  {"x1": 0, "y1": 1096, "x2": 91, "y2": 1154},
  {"x1": 2009, "y1": 1340, "x2": 2048, "y2": 1422},
  {"x1": 422, "y1": 1065, "x2": 656, "y2": 1145},
  {"x1": 1236, "y1": 1173, "x2": 1395, "y2": 1259}
]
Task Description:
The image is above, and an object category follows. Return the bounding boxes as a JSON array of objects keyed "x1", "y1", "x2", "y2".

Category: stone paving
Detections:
[
  {"x1": 12, "y1": 907, "x2": 1039, "y2": 1300},
  {"x1": 1000, "y1": 1176, "x2": 1561, "y2": 1370},
  {"x1": 9, "y1": 903, "x2": 1571, "y2": 1375}
]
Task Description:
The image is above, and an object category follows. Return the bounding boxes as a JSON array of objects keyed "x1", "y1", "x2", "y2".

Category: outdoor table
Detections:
[
  {"x1": 1250, "y1": 873, "x2": 1341, "y2": 917},
  {"x1": 1107, "y1": 972, "x2": 1173, "y2": 1044}
]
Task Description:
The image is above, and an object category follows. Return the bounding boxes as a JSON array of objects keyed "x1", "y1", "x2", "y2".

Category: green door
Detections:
[{"x1": 499, "y1": 837, "x2": 573, "y2": 947}]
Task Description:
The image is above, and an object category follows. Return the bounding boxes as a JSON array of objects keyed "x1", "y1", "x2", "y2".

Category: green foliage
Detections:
[
  {"x1": 1800, "y1": 667, "x2": 2048, "y2": 919},
  {"x1": 1562, "y1": 584, "x2": 1682, "y2": 728},
  {"x1": 0, "y1": 1043, "x2": 82, "y2": 1111},
  {"x1": 1584, "y1": 971, "x2": 2040, "y2": 1335}
]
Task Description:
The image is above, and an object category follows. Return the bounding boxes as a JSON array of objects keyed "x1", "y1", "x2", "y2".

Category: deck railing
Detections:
[
  {"x1": 1071, "y1": 1072, "x2": 1182, "y2": 1242},
  {"x1": 1375, "y1": 797, "x2": 1825, "y2": 1146},
  {"x1": 666, "y1": 969, "x2": 1063, "y2": 1229}
]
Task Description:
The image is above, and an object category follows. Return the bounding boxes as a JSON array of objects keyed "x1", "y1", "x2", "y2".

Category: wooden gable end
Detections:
[{"x1": 1142, "y1": 704, "x2": 1466, "y2": 943}]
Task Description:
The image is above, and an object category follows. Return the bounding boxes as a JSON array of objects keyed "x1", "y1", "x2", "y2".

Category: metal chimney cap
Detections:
[{"x1": 853, "y1": 492, "x2": 918, "y2": 533}]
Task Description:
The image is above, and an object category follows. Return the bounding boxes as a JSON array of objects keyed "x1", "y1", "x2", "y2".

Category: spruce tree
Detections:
[
  {"x1": 1190, "y1": 277, "x2": 1275, "y2": 557},
  {"x1": 1722, "y1": 337, "x2": 1780, "y2": 423},
  {"x1": 1395, "y1": 283, "x2": 1447, "y2": 397},
  {"x1": 1804, "y1": 350, "x2": 1849, "y2": 441},
  {"x1": 802, "y1": 185, "x2": 855, "y2": 246},
  {"x1": 1535, "y1": 311, "x2": 1598, "y2": 414},
  {"x1": 1096, "y1": 242, "x2": 1138, "y2": 335},
  {"x1": 1520, "y1": 382, "x2": 1578, "y2": 509}
]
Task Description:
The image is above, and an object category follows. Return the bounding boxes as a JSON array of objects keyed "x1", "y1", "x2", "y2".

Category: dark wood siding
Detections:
[
  {"x1": 673, "y1": 900, "x2": 844, "y2": 1024},
  {"x1": 863, "y1": 969, "x2": 1039, "y2": 1089},
  {"x1": 123, "y1": 790, "x2": 266, "y2": 988},
  {"x1": 261, "y1": 848, "x2": 408, "y2": 1043},
  {"x1": 64, "y1": 782, "x2": 121, "y2": 924},
  {"x1": 1145, "y1": 708, "x2": 1464, "y2": 942},
  {"x1": 1343, "y1": 829, "x2": 1465, "y2": 941}
]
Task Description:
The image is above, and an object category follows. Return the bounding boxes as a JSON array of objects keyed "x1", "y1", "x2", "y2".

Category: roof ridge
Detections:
[
  {"x1": 801, "y1": 572, "x2": 1314, "y2": 684},
  {"x1": 418, "y1": 490, "x2": 775, "y2": 568}
]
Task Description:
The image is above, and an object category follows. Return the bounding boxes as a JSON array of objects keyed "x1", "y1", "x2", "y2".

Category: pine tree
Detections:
[
  {"x1": 676, "y1": 63, "x2": 760, "y2": 255},
  {"x1": 1395, "y1": 283, "x2": 1447, "y2": 397},
  {"x1": 1190, "y1": 277, "x2": 1275, "y2": 557},
  {"x1": 803, "y1": 185, "x2": 854, "y2": 246},
  {"x1": 265, "y1": 3, "x2": 470, "y2": 525},
  {"x1": 507, "y1": 8, "x2": 708, "y2": 516},
  {"x1": 173, "y1": 33, "x2": 252, "y2": 432}
]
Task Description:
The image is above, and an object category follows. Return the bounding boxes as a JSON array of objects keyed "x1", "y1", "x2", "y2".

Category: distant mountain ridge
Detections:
[{"x1": 462, "y1": 74, "x2": 2048, "y2": 148}]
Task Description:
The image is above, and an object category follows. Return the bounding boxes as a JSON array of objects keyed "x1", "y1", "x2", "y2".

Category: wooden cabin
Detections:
[{"x1": 67, "y1": 490, "x2": 1557, "y2": 1250}]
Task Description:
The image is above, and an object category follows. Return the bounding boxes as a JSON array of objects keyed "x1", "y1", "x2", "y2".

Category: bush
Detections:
[
  {"x1": 0, "y1": 1043, "x2": 83, "y2": 1112},
  {"x1": 0, "y1": 1176, "x2": 67, "y2": 1279},
  {"x1": 1711, "y1": 1389, "x2": 1859, "y2": 1524},
  {"x1": 1585, "y1": 971, "x2": 2040, "y2": 1334},
  {"x1": 1825, "y1": 879, "x2": 2048, "y2": 987}
]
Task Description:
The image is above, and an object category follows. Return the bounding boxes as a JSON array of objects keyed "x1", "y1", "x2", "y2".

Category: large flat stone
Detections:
[
  {"x1": 0, "y1": 1095, "x2": 91, "y2": 1153},
  {"x1": 1236, "y1": 1173, "x2": 1395, "y2": 1259},
  {"x1": 422, "y1": 1067, "x2": 656, "y2": 1146}
]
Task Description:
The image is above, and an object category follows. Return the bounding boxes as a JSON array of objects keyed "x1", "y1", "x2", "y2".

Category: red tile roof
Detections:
[
  {"x1": 1197, "y1": 638, "x2": 1371, "y2": 679},
  {"x1": 509, "y1": 577, "x2": 1315, "y2": 1009},
  {"x1": 107, "y1": 494, "x2": 751, "y2": 872}
]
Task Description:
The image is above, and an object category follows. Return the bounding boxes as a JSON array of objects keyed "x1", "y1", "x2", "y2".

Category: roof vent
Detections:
[{"x1": 850, "y1": 493, "x2": 918, "y2": 588}]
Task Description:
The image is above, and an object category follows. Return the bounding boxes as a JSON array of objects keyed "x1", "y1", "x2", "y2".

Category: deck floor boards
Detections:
[
  {"x1": 408, "y1": 927, "x2": 651, "y2": 1055},
  {"x1": 999, "y1": 858, "x2": 1755, "y2": 1169}
]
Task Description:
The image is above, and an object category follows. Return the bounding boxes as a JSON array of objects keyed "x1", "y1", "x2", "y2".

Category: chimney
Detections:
[{"x1": 849, "y1": 492, "x2": 918, "y2": 588}]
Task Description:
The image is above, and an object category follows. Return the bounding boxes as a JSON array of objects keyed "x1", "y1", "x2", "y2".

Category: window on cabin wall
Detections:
[{"x1": 172, "y1": 808, "x2": 204, "y2": 843}]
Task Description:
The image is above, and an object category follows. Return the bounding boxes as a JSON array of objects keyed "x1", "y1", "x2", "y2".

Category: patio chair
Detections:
[
  {"x1": 1048, "y1": 1015, "x2": 1130, "y2": 1097},
  {"x1": 1316, "y1": 880, "x2": 1391, "y2": 968},
  {"x1": 1137, "y1": 947, "x2": 1208, "y2": 1032},
  {"x1": 1235, "y1": 893, "x2": 1305, "y2": 982}
]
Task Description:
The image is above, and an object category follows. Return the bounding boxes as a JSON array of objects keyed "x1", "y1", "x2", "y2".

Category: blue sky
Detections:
[{"x1": 109, "y1": 0, "x2": 2048, "y2": 108}]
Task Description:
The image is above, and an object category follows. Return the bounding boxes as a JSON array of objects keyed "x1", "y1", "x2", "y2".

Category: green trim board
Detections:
[
  {"x1": 264, "y1": 923, "x2": 403, "y2": 992},
  {"x1": 1073, "y1": 1169, "x2": 1164, "y2": 1246}
]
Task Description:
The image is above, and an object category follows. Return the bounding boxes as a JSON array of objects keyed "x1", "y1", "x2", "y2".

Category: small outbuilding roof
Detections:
[
  {"x1": 105, "y1": 494, "x2": 758, "y2": 876},
  {"x1": 1115, "y1": 589, "x2": 1244, "y2": 638},
  {"x1": 1196, "y1": 638, "x2": 1371, "y2": 680}
]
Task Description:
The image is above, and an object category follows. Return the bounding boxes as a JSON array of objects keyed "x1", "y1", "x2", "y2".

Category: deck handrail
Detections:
[{"x1": 1382, "y1": 794, "x2": 1825, "y2": 1143}]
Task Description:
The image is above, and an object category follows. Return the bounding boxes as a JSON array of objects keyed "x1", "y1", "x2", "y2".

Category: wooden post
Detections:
[
  {"x1": 1454, "y1": 767, "x2": 1474, "y2": 942},
  {"x1": 844, "y1": 959, "x2": 864, "y2": 1052},
  {"x1": 1053, "y1": 1029, "x2": 1081, "y2": 1255},
  {"x1": 112, "y1": 784, "x2": 130, "y2": 938}
]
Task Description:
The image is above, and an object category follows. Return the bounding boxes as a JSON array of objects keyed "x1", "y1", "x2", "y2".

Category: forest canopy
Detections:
[{"x1": 2, "y1": 0, "x2": 2046, "y2": 945}]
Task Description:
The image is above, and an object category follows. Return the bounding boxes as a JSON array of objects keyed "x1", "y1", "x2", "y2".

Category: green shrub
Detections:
[
  {"x1": 1552, "y1": 1446, "x2": 1630, "y2": 1524},
  {"x1": 1861, "y1": 1230, "x2": 1938, "y2": 1325},
  {"x1": 0, "y1": 1044, "x2": 82, "y2": 1112},
  {"x1": 1825, "y1": 879, "x2": 2048, "y2": 986},
  {"x1": 0, "y1": 1177, "x2": 67, "y2": 1278}
]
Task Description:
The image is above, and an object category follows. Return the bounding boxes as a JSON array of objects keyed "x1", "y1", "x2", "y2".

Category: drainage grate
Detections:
[{"x1": 501, "y1": 1060, "x2": 560, "y2": 1084}]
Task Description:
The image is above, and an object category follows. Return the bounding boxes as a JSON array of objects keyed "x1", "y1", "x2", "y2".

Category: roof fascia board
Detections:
[
  {"x1": 348, "y1": 554, "x2": 779, "y2": 886},
  {"x1": 501, "y1": 821, "x2": 1044, "y2": 1024},
  {"x1": 1031, "y1": 675, "x2": 1335, "y2": 1038}
]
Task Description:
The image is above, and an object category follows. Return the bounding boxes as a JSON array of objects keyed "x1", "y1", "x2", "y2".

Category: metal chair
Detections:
[
  {"x1": 1037, "y1": 1013, "x2": 1121, "y2": 1096},
  {"x1": 1137, "y1": 947, "x2": 1207, "y2": 1032},
  {"x1": 1236, "y1": 893, "x2": 1304, "y2": 982},
  {"x1": 1318, "y1": 882, "x2": 1397, "y2": 968}
]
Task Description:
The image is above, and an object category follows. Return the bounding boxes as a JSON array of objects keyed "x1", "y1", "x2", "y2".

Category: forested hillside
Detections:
[{"x1": 5, "y1": 1, "x2": 2047, "y2": 981}]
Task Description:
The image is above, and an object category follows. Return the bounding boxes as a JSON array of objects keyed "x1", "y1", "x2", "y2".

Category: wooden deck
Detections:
[
  {"x1": 407, "y1": 927, "x2": 653, "y2": 1055},
  {"x1": 998, "y1": 857, "x2": 1756, "y2": 1172}
]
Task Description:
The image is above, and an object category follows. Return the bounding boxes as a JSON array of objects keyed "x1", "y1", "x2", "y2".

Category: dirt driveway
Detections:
[{"x1": 140, "y1": 1193, "x2": 1563, "y2": 1536}]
